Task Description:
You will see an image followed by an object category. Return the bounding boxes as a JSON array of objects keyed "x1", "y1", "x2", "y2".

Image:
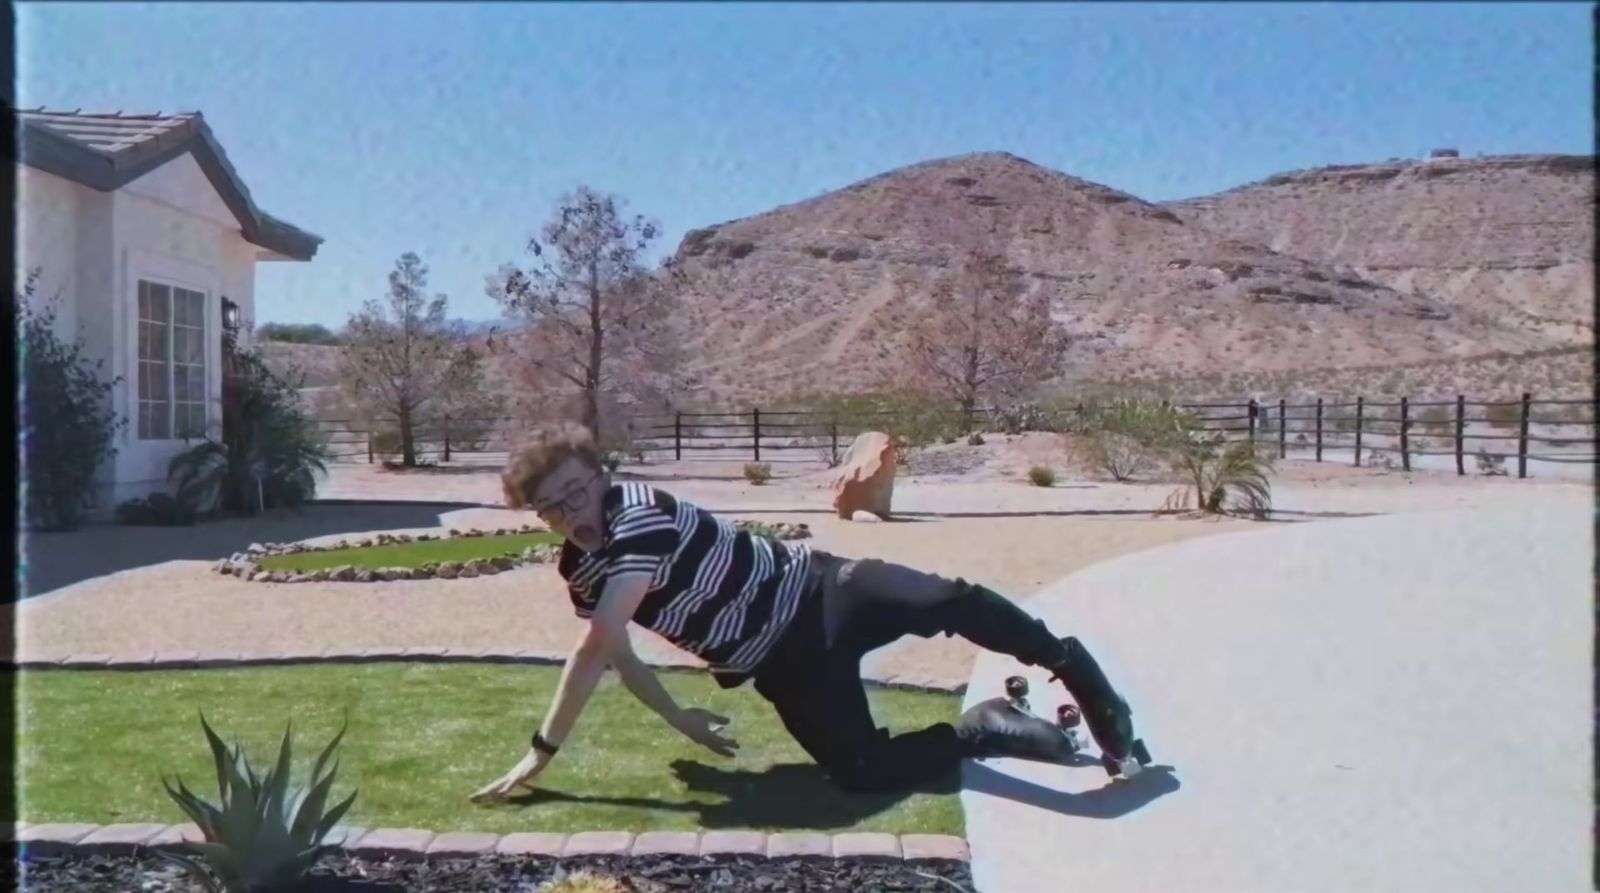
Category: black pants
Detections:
[{"x1": 751, "y1": 551, "x2": 1069, "y2": 793}]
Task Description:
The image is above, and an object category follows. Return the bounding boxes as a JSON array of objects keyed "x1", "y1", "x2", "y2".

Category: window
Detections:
[{"x1": 137, "y1": 280, "x2": 207, "y2": 440}]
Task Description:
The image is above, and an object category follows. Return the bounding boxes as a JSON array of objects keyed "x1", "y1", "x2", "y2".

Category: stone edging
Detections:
[
  {"x1": 211, "y1": 521, "x2": 814, "y2": 584},
  {"x1": 6, "y1": 822, "x2": 969, "y2": 864},
  {"x1": 5, "y1": 652, "x2": 965, "y2": 695}
]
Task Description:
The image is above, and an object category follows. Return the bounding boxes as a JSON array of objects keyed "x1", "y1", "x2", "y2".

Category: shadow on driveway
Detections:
[{"x1": 15, "y1": 500, "x2": 481, "y2": 602}]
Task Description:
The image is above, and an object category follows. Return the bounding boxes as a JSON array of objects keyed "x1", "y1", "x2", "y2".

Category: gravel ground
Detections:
[
  {"x1": 8, "y1": 513, "x2": 1241, "y2": 689},
  {"x1": 11, "y1": 456, "x2": 1587, "y2": 689},
  {"x1": 12, "y1": 851, "x2": 976, "y2": 893}
]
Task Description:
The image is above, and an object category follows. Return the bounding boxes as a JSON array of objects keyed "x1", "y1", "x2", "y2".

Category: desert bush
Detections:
[
  {"x1": 1416, "y1": 405, "x2": 1453, "y2": 434},
  {"x1": 18, "y1": 272, "x2": 129, "y2": 530},
  {"x1": 1475, "y1": 448, "x2": 1507, "y2": 476},
  {"x1": 369, "y1": 428, "x2": 403, "y2": 459},
  {"x1": 445, "y1": 414, "x2": 496, "y2": 452},
  {"x1": 115, "y1": 492, "x2": 198, "y2": 526},
  {"x1": 167, "y1": 351, "x2": 329, "y2": 514},
  {"x1": 1027, "y1": 465, "x2": 1057, "y2": 487},
  {"x1": 1162, "y1": 432, "x2": 1276, "y2": 519},
  {"x1": 1081, "y1": 398, "x2": 1196, "y2": 482},
  {"x1": 743, "y1": 462, "x2": 773, "y2": 485},
  {"x1": 1484, "y1": 400, "x2": 1523, "y2": 430},
  {"x1": 798, "y1": 390, "x2": 965, "y2": 451}
]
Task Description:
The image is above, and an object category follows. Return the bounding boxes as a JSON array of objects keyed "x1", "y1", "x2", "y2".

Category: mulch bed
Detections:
[{"x1": 10, "y1": 851, "x2": 976, "y2": 892}]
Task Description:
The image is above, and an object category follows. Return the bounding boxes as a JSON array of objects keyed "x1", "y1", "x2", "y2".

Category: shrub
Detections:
[
  {"x1": 369, "y1": 428, "x2": 403, "y2": 459},
  {"x1": 1027, "y1": 465, "x2": 1057, "y2": 487},
  {"x1": 602, "y1": 451, "x2": 624, "y2": 473},
  {"x1": 167, "y1": 351, "x2": 329, "y2": 515},
  {"x1": 1082, "y1": 397, "x2": 1196, "y2": 482},
  {"x1": 115, "y1": 492, "x2": 198, "y2": 526},
  {"x1": 1475, "y1": 448, "x2": 1507, "y2": 476},
  {"x1": 1162, "y1": 432, "x2": 1276, "y2": 519},
  {"x1": 1416, "y1": 406, "x2": 1453, "y2": 434},
  {"x1": 1484, "y1": 400, "x2": 1523, "y2": 430},
  {"x1": 18, "y1": 272, "x2": 129, "y2": 530},
  {"x1": 743, "y1": 462, "x2": 772, "y2": 485}
]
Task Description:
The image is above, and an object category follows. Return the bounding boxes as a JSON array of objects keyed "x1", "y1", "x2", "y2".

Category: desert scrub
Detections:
[
  {"x1": 1027, "y1": 466, "x2": 1057, "y2": 487},
  {"x1": 1082, "y1": 397, "x2": 1196, "y2": 482},
  {"x1": 743, "y1": 462, "x2": 773, "y2": 485}
]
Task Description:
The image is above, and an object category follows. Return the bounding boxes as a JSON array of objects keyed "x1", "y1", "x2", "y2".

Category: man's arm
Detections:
[
  {"x1": 534, "y1": 571, "x2": 654, "y2": 750},
  {"x1": 611, "y1": 633, "x2": 739, "y2": 757},
  {"x1": 611, "y1": 633, "x2": 687, "y2": 724},
  {"x1": 470, "y1": 572, "x2": 656, "y2": 802}
]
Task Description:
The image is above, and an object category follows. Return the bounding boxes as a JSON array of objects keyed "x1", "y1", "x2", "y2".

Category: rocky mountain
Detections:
[
  {"x1": 665, "y1": 152, "x2": 1570, "y2": 407},
  {"x1": 1165, "y1": 153, "x2": 1595, "y2": 333}
]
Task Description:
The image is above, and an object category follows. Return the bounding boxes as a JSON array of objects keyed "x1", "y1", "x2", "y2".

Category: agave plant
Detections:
[
  {"x1": 157, "y1": 712, "x2": 357, "y2": 893},
  {"x1": 1162, "y1": 431, "x2": 1276, "y2": 520}
]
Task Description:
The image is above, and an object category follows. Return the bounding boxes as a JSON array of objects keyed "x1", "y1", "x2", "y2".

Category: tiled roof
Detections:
[
  {"x1": 16, "y1": 109, "x2": 200, "y2": 158},
  {"x1": 12, "y1": 106, "x2": 322, "y2": 261}
]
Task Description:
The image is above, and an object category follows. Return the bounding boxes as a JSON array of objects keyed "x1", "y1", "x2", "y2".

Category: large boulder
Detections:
[{"x1": 831, "y1": 431, "x2": 898, "y2": 520}]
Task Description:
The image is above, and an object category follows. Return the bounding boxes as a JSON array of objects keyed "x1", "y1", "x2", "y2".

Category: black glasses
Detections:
[{"x1": 531, "y1": 470, "x2": 603, "y2": 518}]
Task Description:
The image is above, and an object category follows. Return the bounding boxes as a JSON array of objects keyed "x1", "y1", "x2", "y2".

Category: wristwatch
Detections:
[{"x1": 531, "y1": 731, "x2": 560, "y2": 756}]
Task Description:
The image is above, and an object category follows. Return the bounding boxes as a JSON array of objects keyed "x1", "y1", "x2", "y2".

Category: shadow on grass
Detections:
[
  {"x1": 499, "y1": 758, "x2": 1179, "y2": 828},
  {"x1": 499, "y1": 760, "x2": 957, "y2": 830}
]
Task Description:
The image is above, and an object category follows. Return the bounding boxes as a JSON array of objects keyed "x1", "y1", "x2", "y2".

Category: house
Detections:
[{"x1": 14, "y1": 107, "x2": 323, "y2": 514}]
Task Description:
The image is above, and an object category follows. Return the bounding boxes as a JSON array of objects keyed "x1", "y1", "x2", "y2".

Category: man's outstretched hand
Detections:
[
  {"x1": 672, "y1": 708, "x2": 740, "y2": 757},
  {"x1": 470, "y1": 749, "x2": 551, "y2": 804}
]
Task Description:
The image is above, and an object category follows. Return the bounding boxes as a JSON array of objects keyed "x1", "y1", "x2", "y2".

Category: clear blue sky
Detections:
[{"x1": 17, "y1": 2, "x2": 1593, "y2": 329}]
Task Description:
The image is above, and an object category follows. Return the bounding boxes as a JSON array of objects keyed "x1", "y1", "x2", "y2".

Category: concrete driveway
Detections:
[{"x1": 961, "y1": 498, "x2": 1593, "y2": 892}]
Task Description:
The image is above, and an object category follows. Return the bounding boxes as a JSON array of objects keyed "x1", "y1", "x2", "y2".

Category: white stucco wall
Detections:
[
  {"x1": 107, "y1": 153, "x2": 260, "y2": 509},
  {"x1": 16, "y1": 152, "x2": 265, "y2": 516}
]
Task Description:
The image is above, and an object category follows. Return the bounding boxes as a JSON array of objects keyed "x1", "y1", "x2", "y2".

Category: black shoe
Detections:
[
  {"x1": 956, "y1": 696, "x2": 1079, "y2": 764},
  {"x1": 1047, "y1": 637, "x2": 1151, "y2": 775}
]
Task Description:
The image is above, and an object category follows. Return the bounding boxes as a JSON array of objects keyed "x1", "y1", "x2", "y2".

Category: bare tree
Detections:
[
  {"x1": 890, "y1": 250, "x2": 1069, "y2": 430},
  {"x1": 485, "y1": 186, "x2": 681, "y2": 441},
  {"x1": 340, "y1": 252, "x2": 483, "y2": 466}
]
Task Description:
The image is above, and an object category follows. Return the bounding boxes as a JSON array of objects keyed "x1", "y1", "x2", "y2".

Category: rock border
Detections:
[
  {"x1": 5, "y1": 822, "x2": 969, "y2": 864},
  {"x1": 212, "y1": 521, "x2": 814, "y2": 584},
  {"x1": 4, "y1": 651, "x2": 964, "y2": 695}
]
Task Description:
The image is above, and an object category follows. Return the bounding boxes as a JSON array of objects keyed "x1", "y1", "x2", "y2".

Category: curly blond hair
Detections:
[{"x1": 501, "y1": 421, "x2": 601, "y2": 509}]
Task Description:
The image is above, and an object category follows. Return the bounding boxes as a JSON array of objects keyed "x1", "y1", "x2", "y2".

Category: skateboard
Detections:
[{"x1": 1005, "y1": 675, "x2": 1151, "y2": 778}]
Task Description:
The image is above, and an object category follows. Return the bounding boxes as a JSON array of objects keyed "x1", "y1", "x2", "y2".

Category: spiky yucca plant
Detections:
[
  {"x1": 157, "y1": 712, "x2": 357, "y2": 893},
  {"x1": 1162, "y1": 431, "x2": 1275, "y2": 520}
]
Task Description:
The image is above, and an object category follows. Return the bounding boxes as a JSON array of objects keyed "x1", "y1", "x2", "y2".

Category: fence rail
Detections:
[{"x1": 311, "y1": 392, "x2": 1595, "y2": 479}]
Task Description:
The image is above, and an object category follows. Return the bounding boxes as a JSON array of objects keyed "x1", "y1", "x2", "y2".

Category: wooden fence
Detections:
[{"x1": 309, "y1": 393, "x2": 1595, "y2": 480}]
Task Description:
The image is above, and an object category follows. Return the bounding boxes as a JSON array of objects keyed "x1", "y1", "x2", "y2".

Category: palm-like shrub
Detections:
[
  {"x1": 1163, "y1": 431, "x2": 1276, "y2": 519},
  {"x1": 168, "y1": 351, "x2": 328, "y2": 514}
]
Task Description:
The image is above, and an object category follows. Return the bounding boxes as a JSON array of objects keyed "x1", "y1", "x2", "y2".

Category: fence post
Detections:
[
  {"x1": 443, "y1": 414, "x2": 451, "y2": 463},
  {"x1": 674, "y1": 412, "x2": 682, "y2": 461},
  {"x1": 1247, "y1": 399, "x2": 1258, "y2": 444},
  {"x1": 1518, "y1": 392, "x2": 1531, "y2": 479},
  {"x1": 753, "y1": 408, "x2": 762, "y2": 462},
  {"x1": 1455, "y1": 394, "x2": 1465, "y2": 476},
  {"x1": 830, "y1": 416, "x2": 840, "y2": 466},
  {"x1": 1278, "y1": 398, "x2": 1287, "y2": 459},
  {"x1": 1399, "y1": 397, "x2": 1410, "y2": 472},
  {"x1": 1314, "y1": 398, "x2": 1324, "y2": 462},
  {"x1": 367, "y1": 429, "x2": 374, "y2": 465},
  {"x1": 1354, "y1": 397, "x2": 1364, "y2": 467}
]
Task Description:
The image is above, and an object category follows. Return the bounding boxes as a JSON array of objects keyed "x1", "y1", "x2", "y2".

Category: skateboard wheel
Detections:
[{"x1": 1132, "y1": 739, "x2": 1151, "y2": 765}]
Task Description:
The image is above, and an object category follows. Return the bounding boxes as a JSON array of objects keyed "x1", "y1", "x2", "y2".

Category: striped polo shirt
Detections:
[{"x1": 558, "y1": 481, "x2": 815, "y2": 686}]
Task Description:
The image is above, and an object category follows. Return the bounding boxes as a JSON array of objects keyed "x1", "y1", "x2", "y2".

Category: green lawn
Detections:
[
  {"x1": 12, "y1": 665, "x2": 964, "y2": 835},
  {"x1": 255, "y1": 532, "x2": 563, "y2": 572}
]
